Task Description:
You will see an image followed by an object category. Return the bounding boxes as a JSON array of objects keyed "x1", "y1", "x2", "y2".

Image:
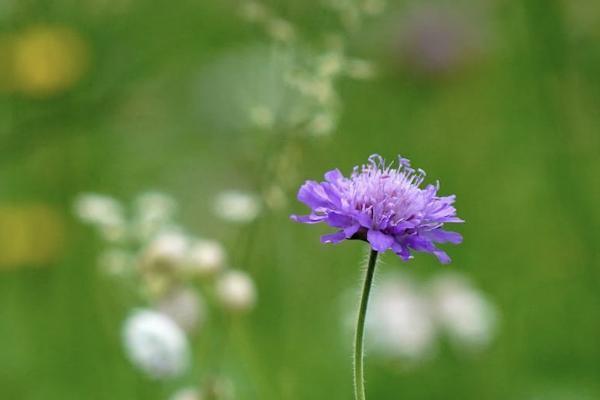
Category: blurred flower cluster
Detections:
[
  {"x1": 197, "y1": 0, "x2": 381, "y2": 138},
  {"x1": 74, "y1": 191, "x2": 257, "y2": 398},
  {"x1": 346, "y1": 271, "x2": 498, "y2": 366}
]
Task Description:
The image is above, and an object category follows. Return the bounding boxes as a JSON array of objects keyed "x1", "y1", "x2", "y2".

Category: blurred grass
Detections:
[{"x1": 1, "y1": 0, "x2": 599, "y2": 399}]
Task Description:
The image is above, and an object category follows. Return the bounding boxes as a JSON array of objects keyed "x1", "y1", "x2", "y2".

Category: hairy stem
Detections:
[{"x1": 354, "y1": 249, "x2": 378, "y2": 400}]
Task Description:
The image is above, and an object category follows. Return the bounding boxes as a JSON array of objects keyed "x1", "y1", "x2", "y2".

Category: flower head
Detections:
[
  {"x1": 184, "y1": 239, "x2": 226, "y2": 278},
  {"x1": 213, "y1": 190, "x2": 261, "y2": 223},
  {"x1": 216, "y1": 270, "x2": 257, "y2": 313},
  {"x1": 291, "y1": 154, "x2": 463, "y2": 263},
  {"x1": 74, "y1": 193, "x2": 126, "y2": 242},
  {"x1": 122, "y1": 309, "x2": 189, "y2": 379}
]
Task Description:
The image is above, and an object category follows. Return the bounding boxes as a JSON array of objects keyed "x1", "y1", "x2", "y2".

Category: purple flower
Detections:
[
  {"x1": 391, "y1": 6, "x2": 482, "y2": 78},
  {"x1": 291, "y1": 154, "x2": 463, "y2": 263}
]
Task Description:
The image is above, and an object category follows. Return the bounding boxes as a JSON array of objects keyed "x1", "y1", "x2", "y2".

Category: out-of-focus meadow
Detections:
[{"x1": 1, "y1": 0, "x2": 599, "y2": 399}]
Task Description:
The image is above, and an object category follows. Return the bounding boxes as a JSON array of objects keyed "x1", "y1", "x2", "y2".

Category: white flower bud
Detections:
[
  {"x1": 185, "y1": 239, "x2": 226, "y2": 278},
  {"x1": 157, "y1": 288, "x2": 205, "y2": 333},
  {"x1": 213, "y1": 191, "x2": 261, "y2": 223},
  {"x1": 139, "y1": 230, "x2": 189, "y2": 274},
  {"x1": 74, "y1": 193, "x2": 127, "y2": 242},
  {"x1": 122, "y1": 309, "x2": 190, "y2": 378},
  {"x1": 216, "y1": 270, "x2": 257, "y2": 313}
]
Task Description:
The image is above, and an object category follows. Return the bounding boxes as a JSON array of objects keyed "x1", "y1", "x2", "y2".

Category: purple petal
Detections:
[
  {"x1": 407, "y1": 236, "x2": 453, "y2": 264},
  {"x1": 343, "y1": 224, "x2": 361, "y2": 238},
  {"x1": 367, "y1": 230, "x2": 394, "y2": 252},
  {"x1": 390, "y1": 221, "x2": 415, "y2": 234},
  {"x1": 326, "y1": 213, "x2": 354, "y2": 228},
  {"x1": 297, "y1": 181, "x2": 330, "y2": 209},
  {"x1": 439, "y1": 217, "x2": 465, "y2": 223},
  {"x1": 406, "y1": 235, "x2": 435, "y2": 252},
  {"x1": 356, "y1": 213, "x2": 373, "y2": 229},
  {"x1": 320, "y1": 230, "x2": 347, "y2": 244},
  {"x1": 392, "y1": 241, "x2": 413, "y2": 261},
  {"x1": 433, "y1": 249, "x2": 451, "y2": 264},
  {"x1": 425, "y1": 229, "x2": 463, "y2": 244},
  {"x1": 438, "y1": 194, "x2": 456, "y2": 204},
  {"x1": 324, "y1": 169, "x2": 343, "y2": 183},
  {"x1": 290, "y1": 214, "x2": 326, "y2": 224},
  {"x1": 321, "y1": 183, "x2": 342, "y2": 208}
]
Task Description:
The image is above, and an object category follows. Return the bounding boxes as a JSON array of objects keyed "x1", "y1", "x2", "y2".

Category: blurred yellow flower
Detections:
[
  {"x1": 0, "y1": 34, "x2": 17, "y2": 93},
  {"x1": 0, "y1": 204, "x2": 66, "y2": 269},
  {"x1": 10, "y1": 25, "x2": 90, "y2": 97}
]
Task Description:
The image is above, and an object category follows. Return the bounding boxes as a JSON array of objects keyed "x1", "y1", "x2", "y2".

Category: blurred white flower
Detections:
[
  {"x1": 185, "y1": 239, "x2": 226, "y2": 278},
  {"x1": 367, "y1": 275, "x2": 436, "y2": 361},
  {"x1": 74, "y1": 193, "x2": 127, "y2": 242},
  {"x1": 122, "y1": 309, "x2": 189, "y2": 378},
  {"x1": 429, "y1": 272, "x2": 497, "y2": 351},
  {"x1": 170, "y1": 387, "x2": 202, "y2": 400},
  {"x1": 213, "y1": 190, "x2": 261, "y2": 223},
  {"x1": 157, "y1": 288, "x2": 205, "y2": 333},
  {"x1": 139, "y1": 230, "x2": 189, "y2": 273},
  {"x1": 347, "y1": 271, "x2": 499, "y2": 367},
  {"x1": 133, "y1": 191, "x2": 177, "y2": 241},
  {"x1": 74, "y1": 193, "x2": 122, "y2": 224},
  {"x1": 216, "y1": 270, "x2": 257, "y2": 313}
]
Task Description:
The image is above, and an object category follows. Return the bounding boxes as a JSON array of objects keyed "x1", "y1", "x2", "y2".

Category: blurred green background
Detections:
[{"x1": 1, "y1": 0, "x2": 599, "y2": 399}]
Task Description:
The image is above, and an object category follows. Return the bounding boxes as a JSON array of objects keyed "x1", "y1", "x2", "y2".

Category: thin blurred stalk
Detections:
[
  {"x1": 353, "y1": 249, "x2": 378, "y2": 400},
  {"x1": 222, "y1": 129, "x2": 301, "y2": 400}
]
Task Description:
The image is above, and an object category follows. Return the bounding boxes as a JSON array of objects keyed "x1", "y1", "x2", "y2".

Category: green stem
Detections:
[{"x1": 354, "y1": 249, "x2": 378, "y2": 400}]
